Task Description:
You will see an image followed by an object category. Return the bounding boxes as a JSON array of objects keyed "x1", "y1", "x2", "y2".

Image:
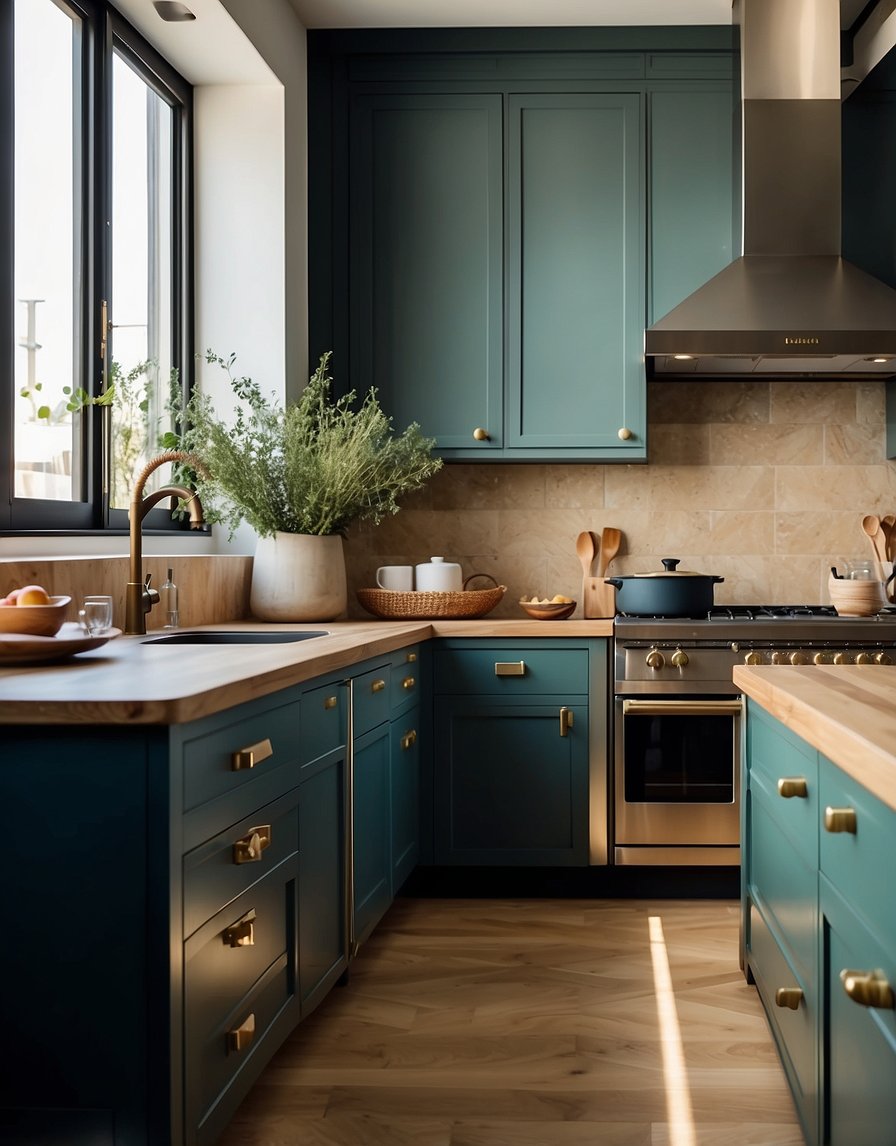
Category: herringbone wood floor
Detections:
[{"x1": 217, "y1": 898, "x2": 803, "y2": 1146}]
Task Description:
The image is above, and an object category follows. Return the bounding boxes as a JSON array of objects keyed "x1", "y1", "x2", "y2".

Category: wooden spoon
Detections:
[
  {"x1": 575, "y1": 531, "x2": 595, "y2": 580},
  {"x1": 862, "y1": 515, "x2": 888, "y2": 567},
  {"x1": 596, "y1": 526, "x2": 622, "y2": 578},
  {"x1": 883, "y1": 515, "x2": 896, "y2": 563}
]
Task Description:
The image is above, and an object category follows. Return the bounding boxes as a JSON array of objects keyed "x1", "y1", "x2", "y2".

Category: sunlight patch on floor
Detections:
[{"x1": 649, "y1": 914, "x2": 696, "y2": 1146}]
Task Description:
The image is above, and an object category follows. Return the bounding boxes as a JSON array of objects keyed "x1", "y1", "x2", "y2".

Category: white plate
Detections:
[{"x1": 0, "y1": 623, "x2": 121, "y2": 665}]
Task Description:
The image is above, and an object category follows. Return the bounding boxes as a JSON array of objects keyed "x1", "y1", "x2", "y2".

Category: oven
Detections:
[{"x1": 611, "y1": 606, "x2": 896, "y2": 866}]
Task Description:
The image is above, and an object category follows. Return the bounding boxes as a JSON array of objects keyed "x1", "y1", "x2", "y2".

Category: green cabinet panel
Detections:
[
  {"x1": 352, "y1": 721, "x2": 392, "y2": 946},
  {"x1": 391, "y1": 708, "x2": 421, "y2": 892},
  {"x1": 350, "y1": 93, "x2": 503, "y2": 452},
  {"x1": 507, "y1": 93, "x2": 645, "y2": 454},
  {"x1": 648, "y1": 87, "x2": 736, "y2": 324}
]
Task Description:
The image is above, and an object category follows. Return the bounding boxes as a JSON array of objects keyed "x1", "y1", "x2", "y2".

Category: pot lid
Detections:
[{"x1": 628, "y1": 558, "x2": 718, "y2": 578}]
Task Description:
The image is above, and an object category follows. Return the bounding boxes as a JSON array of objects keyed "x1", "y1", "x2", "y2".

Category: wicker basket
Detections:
[{"x1": 357, "y1": 573, "x2": 505, "y2": 620}]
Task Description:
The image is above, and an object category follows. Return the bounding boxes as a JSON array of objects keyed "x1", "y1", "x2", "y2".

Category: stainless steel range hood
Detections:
[{"x1": 645, "y1": 0, "x2": 896, "y2": 380}]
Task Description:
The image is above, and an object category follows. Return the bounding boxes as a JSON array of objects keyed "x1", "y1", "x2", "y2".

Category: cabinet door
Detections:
[
  {"x1": 350, "y1": 93, "x2": 503, "y2": 454},
  {"x1": 648, "y1": 87, "x2": 735, "y2": 324},
  {"x1": 507, "y1": 93, "x2": 645, "y2": 456},
  {"x1": 434, "y1": 699, "x2": 589, "y2": 865},
  {"x1": 352, "y1": 722, "x2": 392, "y2": 946},
  {"x1": 391, "y1": 709, "x2": 420, "y2": 893}
]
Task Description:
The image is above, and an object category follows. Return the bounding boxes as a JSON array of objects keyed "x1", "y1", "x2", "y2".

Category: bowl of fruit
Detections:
[
  {"x1": 519, "y1": 594, "x2": 576, "y2": 621},
  {"x1": 0, "y1": 585, "x2": 71, "y2": 637}
]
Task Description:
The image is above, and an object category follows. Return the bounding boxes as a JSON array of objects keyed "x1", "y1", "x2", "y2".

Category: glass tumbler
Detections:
[{"x1": 79, "y1": 595, "x2": 114, "y2": 635}]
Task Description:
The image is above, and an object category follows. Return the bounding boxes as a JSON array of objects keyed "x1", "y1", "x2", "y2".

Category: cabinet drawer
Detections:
[
  {"x1": 819, "y1": 756, "x2": 896, "y2": 946},
  {"x1": 390, "y1": 647, "x2": 421, "y2": 712},
  {"x1": 352, "y1": 663, "x2": 391, "y2": 735},
  {"x1": 181, "y1": 695, "x2": 301, "y2": 817},
  {"x1": 183, "y1": 789, "x2": 300, "y2": 939},
  {"x1": 748, "y1": 903, "x2": 817, "y2": 1142},
  {"x1": 300, "y1": 679, "x2": 346, "y2": 769},
  {"x1": 748, "y1": 709, "x2": 818, "y2": 867},
  {"x1": 434, "y1": 647, "x2": 588, "y2": 695}
]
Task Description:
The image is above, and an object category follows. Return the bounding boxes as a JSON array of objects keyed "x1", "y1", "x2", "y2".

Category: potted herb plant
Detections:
[{"x1": 182, "y1": 351, "x2": 442, "y2": 621}]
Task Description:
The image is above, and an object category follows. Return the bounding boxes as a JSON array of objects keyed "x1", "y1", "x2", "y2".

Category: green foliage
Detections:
[{"x1": 181, "y1": 351, "x2": 442, "y2": 538}]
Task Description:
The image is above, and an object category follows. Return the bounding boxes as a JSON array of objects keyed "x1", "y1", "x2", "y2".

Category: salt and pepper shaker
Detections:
[{"x1": 161, "y1": 568, "x2": 179, "y2": 629}]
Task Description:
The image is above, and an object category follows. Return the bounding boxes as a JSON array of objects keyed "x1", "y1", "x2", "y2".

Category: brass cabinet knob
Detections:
[
  {"x1": 400, "y1": 729, "x2": 417, "y2": 751},
  {"x1": 855, "y1": 652, "x2": 873, "y2": 665},
  {"x1": 222, "y1": 910, "x2": 256, "y2": 948},
  {"x1": 775, "y1": 987, "x2": 804, "y2": 1010},
  {"x1": 744, "y1": 651, "x2": 763, "y2": 665},
  {"x1": 371, "y1": 678, "x2": 386, "y2": 692},
  {"x1": 231, "y1": 737, "x2": 273, "y2": 772},
  {"x1": 406, "y1": 651, "x2": 417, "y2": 663},
  {"x1": 472, "y1": 427, "x2": 490, "y2": 441},
  {"x1": 402, "y1": 675, "x2": 416, "y2": 690},
  {"x1": 840, "y1": 969, "x2": 895, "y2": 1010},
  {"x1": 324, "y1": 695, "x2": 338, "y2": 710},
  {"x1": 645, "y1": 649, "x2": 665, "y2": 670},
  {"x1": 227, "y1": 1013, "x2": 256, "y2": 1053},
  {"x1": 777, "y1": 777, "x2": 808, "y2": 799},
  {"x1": 495, "y1": 661, "x2": 526, "y2": 676},
  {"x1": 790, "y1": 651, "x2": 808, "y2": 665},
  {"x1": 824, "y1": 806, "x2": 857, "y2": 834},
  {"x1": 559, "y1": 706, "x2": 574, "y2": 738},
  {"x1": 233, "y1": 825, "x2": 272, "y2": 865},
  {"x1": 875, "y1": 652, "x2": 892, "y2": 665},
  {"x1": 617, "y1": 427, "x2": 633, "y2": 440},
  {"x1": 670, "y1": 648, "x2": 689, "y2": 668}
]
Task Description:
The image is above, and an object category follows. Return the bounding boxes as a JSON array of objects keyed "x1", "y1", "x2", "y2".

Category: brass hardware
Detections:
[
  {"x1": 855, "y1": 652, "x2": 873, "y2": 665},
  {"x1": 617, "y1": 427, "x2": 633, "y2": 440},
  {"x1": 400, "y1": 729, "x2": 417, "y2": 750},
  {"x1": 744, "y1": 650, "x2": 763, "y2": 665},
  {"x1": 824, "y1": 806, "x2": 857, "y2": 834},
  {"x1": 840, "y1": 968, "x2": 895, "y2": 1010},
  {"x1": 472, "y1": 427, "x2": 490, "y2": 441},
  {"x1": 402, "y1": 676, "x2": 416, "y2": 690},
  {"x1": 231, "y1": 737, "x2": 273, "y2": 772},
  {"x1": 622, "y1": 699, "x2": 743, "y2": 717},
  {"x1": 233, "y1": 825, "x2": 272, "y2": 864},
  {"x1": 406, "y1": 651, "x2": 417, "y2": 663},
  {"x1": 495, "y1": 661, "x2": 526, "y2": 676},
  {"x1": 775, "y1": 987, "x2": 803, "y2": 1010},
  {"x1": 790, "y1": 651, "x2": 808, "y2": 665},
  {"x1": 833, "y1": 652, "x2": 850, "y2": 666},
  {"x1": 771, "y1": 651, "x2": 789, "y2": 665},
  {"x1": 559, "y1": 706, "x2": 574, "y2": 737},
  {"x1": 227, "y1": 1012, "x2": 256, "y2": 1053},
  {"x1": 645, "y1": 649, "x2": 665, "y2": 670},
  {"x1": 100, "y1": 299, "x2": 108, "y2": 361},
  {"x1": 222, "y1": 910, "x2": 256, "y2": 948},
  {"x1": 777, "y1": 777, "x2": 808, "y2": 799},
  {"x1": 324, "y1": 695, "x2": 338, "y2": 710},
  {"x1": 875, "y1": 652, "x2": 892, "y2": 665},
  {"x1": 371, "y1": 679, "x2": 386, "y2": 693},
  {"x1": 670, "y1": 648, "x2": 689, "y2": 668},
  {"x1": 813, "y1": 651, "x2": 829, "y2": 665}
]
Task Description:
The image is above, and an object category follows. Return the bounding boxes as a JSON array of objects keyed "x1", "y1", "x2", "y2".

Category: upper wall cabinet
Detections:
[{"x1": 309, "y1": 32, "x2": 736, "y2": 463}]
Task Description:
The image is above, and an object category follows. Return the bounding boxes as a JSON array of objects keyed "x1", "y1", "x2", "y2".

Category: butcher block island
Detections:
[{"x1": 736, "y1": 664, "x2": 896, "y2": 1146}]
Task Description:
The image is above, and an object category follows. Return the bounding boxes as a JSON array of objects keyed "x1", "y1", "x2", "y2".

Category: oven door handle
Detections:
[{"x1": 621, "y1": 699, "x2": 743, "y2": 717}]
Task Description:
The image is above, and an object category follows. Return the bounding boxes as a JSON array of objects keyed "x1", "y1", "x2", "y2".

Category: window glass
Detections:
[{"x1": 13, "y1": 0, "x2": 80, "y2": 503}]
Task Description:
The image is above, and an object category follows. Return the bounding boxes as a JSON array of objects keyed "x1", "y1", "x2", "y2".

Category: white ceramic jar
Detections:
[{"x1": 415, "y1": 556, "x2": 463, "y2": 593}]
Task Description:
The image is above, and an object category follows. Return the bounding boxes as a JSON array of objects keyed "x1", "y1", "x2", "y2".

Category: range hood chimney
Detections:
[{"x1": 645, "y1": 0, "x2": 896, "y2": 380}]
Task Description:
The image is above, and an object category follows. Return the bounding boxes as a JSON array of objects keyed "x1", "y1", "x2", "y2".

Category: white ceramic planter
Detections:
[{"x1": 250, "y1": 532, "x2": 347, "y2": 622}]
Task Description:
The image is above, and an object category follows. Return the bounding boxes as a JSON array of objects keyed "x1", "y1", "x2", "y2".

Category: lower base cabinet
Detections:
[{"x1": 743, "y1": 702, "x2": 896, "y2": 1146}]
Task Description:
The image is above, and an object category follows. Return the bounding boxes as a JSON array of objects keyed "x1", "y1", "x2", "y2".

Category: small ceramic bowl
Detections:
[
  {"x1": 0, "y1": 595, "x2": 72, "y2": 637},
  {"x1": 828, "y1": 575, "x2": 885, "y2": 617},
  {"x1": 519, "y1": 599, "x2": 577, "y2": 621}
]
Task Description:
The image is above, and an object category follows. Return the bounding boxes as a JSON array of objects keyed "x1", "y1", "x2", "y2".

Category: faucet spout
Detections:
[{"x1": 126, "y1": 450, "x2": 208, "y2": 634}]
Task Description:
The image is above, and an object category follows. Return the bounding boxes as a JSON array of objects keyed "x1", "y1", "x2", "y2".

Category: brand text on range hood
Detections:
[{"x1": 644, "y1": 0, "x2": 896, "y2": 380}]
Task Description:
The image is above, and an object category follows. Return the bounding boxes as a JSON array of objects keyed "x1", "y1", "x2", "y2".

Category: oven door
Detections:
[{"x1": 614, "y1": 697, "x2": 741, "y2": 865}]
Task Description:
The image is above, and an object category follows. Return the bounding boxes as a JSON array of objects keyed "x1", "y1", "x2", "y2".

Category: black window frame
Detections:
[{"x1": 0, "y1": 0, "x2": 195, "y2": 536}]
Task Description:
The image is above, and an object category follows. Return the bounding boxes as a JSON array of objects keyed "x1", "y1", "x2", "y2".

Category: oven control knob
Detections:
[
  {"x1": 771, "y1": 651, "x2": 789, "y2": 665},
  {"x1": 813, "y1": 652, "x2": 830, "y2": 665},
  {"x1": 790, "y1": 651, "x2": 809, "y2": 665},
  {"x1": 744, "y1": 651, "x2": 763, "y2": 665},
  {"x1": 833, "y1": 652, "x2": 851, "y2": 666},
  {"x1": 645, "y1": 649, "x2": 665, "y2": 670},
  {"x1": 855, "y1": 652, "x2": 873, "y2": 665},
  {"x1": 670, "y1": 648, "x2": 689, "y2": 668},
  {"x1": 875, "y1": 651, "x2": 892, "y2": 665}
]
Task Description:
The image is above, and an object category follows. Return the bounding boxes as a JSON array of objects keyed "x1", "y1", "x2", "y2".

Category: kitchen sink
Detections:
[{"x1": 142, "y1": 630, "x2": 329, "y2": 645}]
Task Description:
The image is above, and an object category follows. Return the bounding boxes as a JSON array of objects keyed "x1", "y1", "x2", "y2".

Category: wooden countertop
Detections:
[
  {"x1": 0, "y1": 618, "x2": 614, "y2": 726},
  {"x1": 734, "y1": 664, "x2": 896, "y2": 812}
]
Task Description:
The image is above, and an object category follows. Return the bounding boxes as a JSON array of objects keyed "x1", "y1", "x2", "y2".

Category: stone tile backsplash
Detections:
[{"x1": 346, "y1": 379, "x2": 896, "y2": 617}]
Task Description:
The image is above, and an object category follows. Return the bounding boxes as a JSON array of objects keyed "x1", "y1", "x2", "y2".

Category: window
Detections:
[{"x1": 1, "y1": 0, "x2": 193, "y2": 532}]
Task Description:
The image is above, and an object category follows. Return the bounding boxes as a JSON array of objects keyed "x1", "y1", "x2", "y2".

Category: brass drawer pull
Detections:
[
  {"x1": 406, "y1": 652, "x2": 417, "y2": 663},
  {"x1": 222, "y1": 910, "x2": 256, "y2": 949},
  {"x1": 495, "y1": 661, "x2": 526, "y2": 677},
  {"x1": 233, "y1": 824, "x2": 272, "y2": 865},
  {"x1": 227, "y1": 1012, "x2": 256, "y2": 1053},
  {"x1": 324, "y1": 695, "x2": 338, "y2": 710},
  {"x1": 824, "y1": 806, "x2": 857, "y2": 834},
  {"x1": 840, "y1": 969, "x2": 895, "y2": 1010},
  {"x1": 559, "y1": 706, "x2": 574, "y2": 738},
  {"x1": 371, "y1": 678, "x2": 386, "y2": 693},
  {"x1": 402, "y1": 676, "x2": 416, "y2": 690},
  {"x1": 777, "y1": 777, "x2": 808, "y2": 799},
  {"x1": 231, "y1": 737, "x2": 273, "y2": 772},
  {"x1": 401, "y1": 729, "x2": 417, "y2": 751},
  {"x1": 774, "y1": 987, "x2": 803, "y2": 1010}
]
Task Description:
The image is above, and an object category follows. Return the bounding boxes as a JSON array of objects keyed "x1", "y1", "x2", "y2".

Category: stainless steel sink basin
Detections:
[{"x1": 142, "y1": 630, "x2": 329, "y2": 645}]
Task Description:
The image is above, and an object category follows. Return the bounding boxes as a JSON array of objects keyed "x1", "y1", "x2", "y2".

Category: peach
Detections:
[{"x1": 16, "y1": 585, "x2": 51, "y2": 606}]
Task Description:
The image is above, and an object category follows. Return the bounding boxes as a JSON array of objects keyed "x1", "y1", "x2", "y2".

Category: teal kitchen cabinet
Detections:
[
  {"x1": 431, "y1": 639, "x2": 607, "y2": 865},
  {"x1": 390, "y1": 647, "x2": 423, "y2": 893},
  {"x1": 742, "y1": 701, "x2": 896, "y2": 1146}
]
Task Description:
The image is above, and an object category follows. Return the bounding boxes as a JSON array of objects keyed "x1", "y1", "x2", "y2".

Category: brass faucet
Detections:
[{"x1": 125, "y1": 450, "x2": 207, "y2": 634}]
